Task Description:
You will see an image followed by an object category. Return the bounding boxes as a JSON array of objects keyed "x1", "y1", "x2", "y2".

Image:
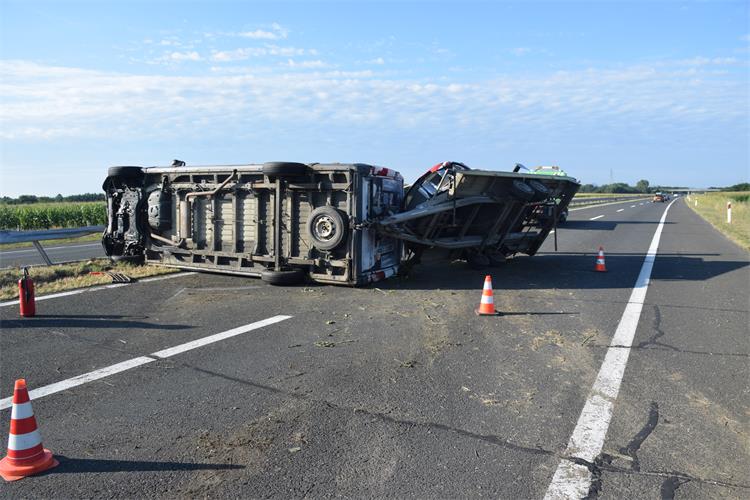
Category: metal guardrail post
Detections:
[{"x1": 31, "y1": 240, "x2": 53, "y2": 266}]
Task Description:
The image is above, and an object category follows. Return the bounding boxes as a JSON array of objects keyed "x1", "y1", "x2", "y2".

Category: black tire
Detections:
[
  {"x1": 527, "y1": 180, "x2": 550, "y2": 202},
  {"x1": 558, "y1": 209, "x2": 568, "y2": 223},
  {"x1": 110, "y1": 254, "x2": 144, "y2": 264},
  {"x1": 306, "y1": 206, "x2": 347, "y2": 251},
  {"x1": 108, "y1": 166, "x2": 144, "y2": 178},
  {"x1": 466, "y1": 252, "x2": 490, "y2": 269},
  {"x1": 261, "y1": 268, "x2": 306, "y2": 286},
  {"x1": 262, "y1": 162, "x2": 309, "y2": 177},
  {"x1": 510, "y1": 180, "x2": 535, "y2": 201},
  {"x1": 487, "y1": 251, "x2": 506, "y2": 267}
]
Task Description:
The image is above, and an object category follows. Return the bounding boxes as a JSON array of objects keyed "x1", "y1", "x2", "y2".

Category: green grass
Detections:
[
  {"x1": 0, "y1": 259, "x2": 178, "y2": 300},
  {"x1": 687, "y1": 192, "x2": 749, "y2": 250}
]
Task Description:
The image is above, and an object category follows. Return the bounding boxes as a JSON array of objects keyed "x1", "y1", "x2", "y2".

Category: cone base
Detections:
[
  {"x1": 0, "y1": 449, "x2": 58, "y2": 482},
  {"x1": 475, "y1": 308, "x2": 501, "y2": 316},
  {"x1": 594, "y1": 268, "x2": 607, "y2": 272}
]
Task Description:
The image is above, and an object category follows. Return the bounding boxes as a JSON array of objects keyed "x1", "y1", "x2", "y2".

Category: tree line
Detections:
[{"x1": 0, "y1": 193, "x2": 105, "y2": 204}]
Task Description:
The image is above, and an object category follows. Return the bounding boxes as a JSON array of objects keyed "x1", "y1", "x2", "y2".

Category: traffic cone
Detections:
[
  {"x1": 475, "y1": 275, "x2": 501, "y2": 316},
  {"x1": 595, "y1": 247, "x2": 607, "y2": 272},
  {"x1": 0, "y1": 379, "x2": 58, "y2": 481}
]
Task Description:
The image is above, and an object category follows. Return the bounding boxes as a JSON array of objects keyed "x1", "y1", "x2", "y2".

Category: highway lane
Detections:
[
  {"x1": 0, "y1": 197, "x2": 747, "y2": 498},
  {"x1": 0, "y1": 241, "x2": 105, "y2": 268}
]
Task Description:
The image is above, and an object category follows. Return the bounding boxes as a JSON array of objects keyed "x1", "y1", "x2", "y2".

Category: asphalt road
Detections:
[
  {"x1": 0, "y1": 197, "x2": 747, "y2": 499},
  {"x1": 0, "y1": 242, "x2": 105, "y2": 269}
]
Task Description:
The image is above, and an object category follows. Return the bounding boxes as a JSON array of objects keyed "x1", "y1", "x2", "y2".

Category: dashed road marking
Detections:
[
  {"x1": 589, "y1": 215, "x2": 605, "y2": 220},
  {"x1": 0, "y1": 272, "x2": 198, "y2": 307},
  {"x1": 630, "y1": 205, "x2": 636, "y2": 208},
  {"x1": 569, "y1": 198, "x2": 649, "y2": 212},
  {"x1": 0, "y1": 315, "x2": 292, "y2": 410},
  {"x1": 617, "y1": 208, "x2": 625, "y2": 212},
  {"x1": 544, "y1": 198, "x2": 677, "y2": 499}
]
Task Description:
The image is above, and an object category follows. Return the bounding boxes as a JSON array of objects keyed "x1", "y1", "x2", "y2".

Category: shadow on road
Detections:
[
  {"x1": 379, "y1": 253, "x2": 748, "y2": 291},
  {"x1": 47, "y1": 455, "x2": 244, "y2": 474},
  {"x1": 0, "y1": 315, "x2": 190, "y2": 330},
  {"x1": 560, "y1": 220, "x2": 675, "y2": 231}
]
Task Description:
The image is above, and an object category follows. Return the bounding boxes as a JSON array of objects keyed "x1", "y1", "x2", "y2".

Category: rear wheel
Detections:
[
  {"x1": 527, "y1": 180, "x2": 550, "y2": 202},
  {"x1": 261, "y1": 268, "x2": 306, "y2": 286},
  {"x1": 108, "y1": 166, "x2": 144, "y2": 179},
  {"x1": 262, "y1": 162, "x2": 309, "y2": 177},
  {"x1": 510, "y1": 180, "x2": 535, "y2": 201}
]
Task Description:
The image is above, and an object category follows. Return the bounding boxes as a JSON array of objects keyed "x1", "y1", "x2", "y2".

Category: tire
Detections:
[
  {"x1": 261, "y1": 268, "x2": 306, "y2": 286},
  {"x1": 262, "y1": 162, "x2": 309, "y2": 177},
  {"x1": 108, "y1": 166, "x2": 144, "y2": 178},
  {"x1": 306, "y1": 206, "x2": 347, "y2": 251},
  {"x1": 527, "y1": 180, "x2": 550, "y2": 202},
  {"x1": 487, "y1": 251, "x2": 506, "y2": 267},
  {"x1": 558, "y1": 209, "x2": 568, "y2": 223},
  {"x1": 110, "y1": 254, "x2": 144, "y2": 264},
  {"x1": 466, "y1": 252, "x2": 490, "y2": 269},
  {"x1": 510, "y1": 180, "x2": 535, "y2": 201}
]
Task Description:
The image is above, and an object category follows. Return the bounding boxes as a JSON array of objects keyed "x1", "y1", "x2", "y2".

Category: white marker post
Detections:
[{"x1": 727, "y1": 202, "x2": 732, "y2": 224}]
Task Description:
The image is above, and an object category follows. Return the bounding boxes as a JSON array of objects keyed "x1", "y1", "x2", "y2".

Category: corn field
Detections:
[{"x1": 0, "y1": 202, "x2": 107, "y2": 230}]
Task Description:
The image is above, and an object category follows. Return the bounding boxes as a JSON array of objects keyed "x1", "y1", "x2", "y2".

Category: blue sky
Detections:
[{"x1": 1, "y1": 0, "x2": 748, "y2": 196}]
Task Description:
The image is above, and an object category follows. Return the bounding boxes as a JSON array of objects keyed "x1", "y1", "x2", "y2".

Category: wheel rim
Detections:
[{"x1": 313, "y1": 215, "x2": 337, "y2": 241}]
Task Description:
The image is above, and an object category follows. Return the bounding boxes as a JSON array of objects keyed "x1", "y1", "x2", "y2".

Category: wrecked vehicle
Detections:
[{"x1": 102, "y1": 161, "x2": 579, "y2": 285}]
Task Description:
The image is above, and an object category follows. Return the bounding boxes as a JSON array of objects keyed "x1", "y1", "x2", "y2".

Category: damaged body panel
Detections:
[{"x1": 102, "y1": 161, "x2": 579, "y2": 285}]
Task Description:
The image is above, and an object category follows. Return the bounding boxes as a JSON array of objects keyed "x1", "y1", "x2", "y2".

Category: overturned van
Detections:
[{"x1": 102, "y1": 161, "x2": 579, "y2": 285}]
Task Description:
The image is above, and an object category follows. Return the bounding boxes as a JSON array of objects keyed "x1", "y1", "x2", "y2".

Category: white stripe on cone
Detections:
[
  {"x1": 10, "y1": 402, "x2": 34, "y2": 420},
  {"x1": 481, "y1": 295, "x2": 494, "y2": 304},
  {"x1": 7, "y1": 429, "x2": 42, "y2": 451}
]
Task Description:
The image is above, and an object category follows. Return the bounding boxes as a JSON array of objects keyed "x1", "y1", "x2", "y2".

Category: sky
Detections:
[{"x1": 0, "y1": 0, "x2": 748, "y2": 196}]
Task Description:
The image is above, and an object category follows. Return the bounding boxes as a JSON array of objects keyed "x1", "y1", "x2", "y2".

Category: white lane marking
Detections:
[
  {"x1": 544, "y1": 198, "x2": 677, "y2": 499},
  {"x1": 0, "y1": 272, "x2": 197, "y2": 307},
  {"x1": 569, "y1": 198, "x2": 649, "y2": 212},
  {"x1": 639, "y1": 203, "x2": 644, "y2": 205},
  {"x1": 549, "y1": 230, "x2": 555, "y2": 234},
  {"x1": 589, "y1": 215, "x2": 605, "y2": 220},
  {"x1": 0, "y1": 243, "x2": 102, "y2": 256},
  {"x1": 630, "y1": 205, "x2": 636, "y2": 208},
  {"x1": 616, "y1": 208, "x2": 625, "y2": 212},
  {"x1": 0, "y1": 315, "x2": 291, "y2": 410}
]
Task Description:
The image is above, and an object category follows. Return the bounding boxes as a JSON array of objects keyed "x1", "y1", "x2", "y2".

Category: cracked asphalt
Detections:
[{"x1": 0, "y1": 197, "x2": 748, "y2": 498}]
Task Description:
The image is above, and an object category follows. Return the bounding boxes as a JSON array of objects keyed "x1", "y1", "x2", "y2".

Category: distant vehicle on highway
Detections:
[
  {"x1": 102, "y1": 161, "x2": 579, "y2": 285},
  {"x1": 653, "y1": 192, "x2": 666, "y2": 203}
]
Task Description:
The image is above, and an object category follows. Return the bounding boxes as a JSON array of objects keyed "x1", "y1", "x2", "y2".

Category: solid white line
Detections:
[
  {"x1": 589, "y1": 215, "x2": 605, "y2": 220},
  {"x1": 616, "y1": 208, "x2": 625, "y2": 212},
  {"x1": 0, "y1": 272, "x2": 197, "y2": 307},
  {"x1": 569, "y1": 198, "x2": 649, "y2": 212},
  {"x1": 0, "y1": 243, "x2": 102, "y2": 256},
  {"x1": 544, "y1": 199, "x2": 677, "y2": 499},
  {"x1": 0, "y1": 315, "x2": 291, "y2": 410}
]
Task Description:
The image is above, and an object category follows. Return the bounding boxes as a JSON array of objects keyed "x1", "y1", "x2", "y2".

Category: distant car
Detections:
[{"x1": 653, "y1": 193, "x2": 665, "y2": 203}]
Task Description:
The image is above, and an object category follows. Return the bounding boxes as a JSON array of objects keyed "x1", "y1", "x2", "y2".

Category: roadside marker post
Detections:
[{"x1": 727, "y1": 202, "x2": 732, "y2": 224}]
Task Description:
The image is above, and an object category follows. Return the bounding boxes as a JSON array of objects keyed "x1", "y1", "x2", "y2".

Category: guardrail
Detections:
[
  {"x1": 568, "y1": 195, "x2": 650, "y2": 206},
  {"x1": 0, "y1": 226, "x2": 104, "y2": 266}
]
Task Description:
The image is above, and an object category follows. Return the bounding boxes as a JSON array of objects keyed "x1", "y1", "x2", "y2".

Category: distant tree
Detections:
[
  {"x1": 17, "y1": 195, "x2": 38, "y2": 204},
  {"x1": 579, "y1": 184, "x2": 598, "y2": 193},
  {"x1": 723, "y1": 183, "x2": 750, "y2": 192},
  {"x1": 55, "y1": 194, "x2": 64, "y2": 202},
  {"x1": 635, "y1": 179, "x2": 650, "y2": 193}
]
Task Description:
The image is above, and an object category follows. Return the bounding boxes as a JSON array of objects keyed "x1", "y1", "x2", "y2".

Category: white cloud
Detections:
[
  {"x1": 233, "y1": 23, "x2": 289, "y2": 40},
  {"x1": 168, "y1": 51, "x2": 202, "y2": 62},
  {"x1": 211, "y1": 45, "x2": 312, "y2": 62},
  {"x1": 0, "y1": 58, "x2": 745, "y2": 142},
  {"x1": 366, "y1": 57, "x2": 385, "y2": 65},
  {"x1": 510, "y1": 47, "x2": 531, "y2": 56}
]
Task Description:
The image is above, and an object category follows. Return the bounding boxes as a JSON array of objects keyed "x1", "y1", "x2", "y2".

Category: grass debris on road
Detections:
[
  {"x1": 0, "y1": 259, "x2": 177, "y2": 299},
  {"x1": 688, "y1": 191, "x2": 749, "y2": 250}
]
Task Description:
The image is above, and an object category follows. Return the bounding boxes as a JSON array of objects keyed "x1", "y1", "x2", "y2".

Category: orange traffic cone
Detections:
[
  {"x1": 595, "y1": 247, "x2": 607, "y2": 272},
  {"x1": 0, "y1": 379, "x2": 58, "y2": 481},
  {"x1": 475, "y1": 275, "x2": 501, "y2": 316}
]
